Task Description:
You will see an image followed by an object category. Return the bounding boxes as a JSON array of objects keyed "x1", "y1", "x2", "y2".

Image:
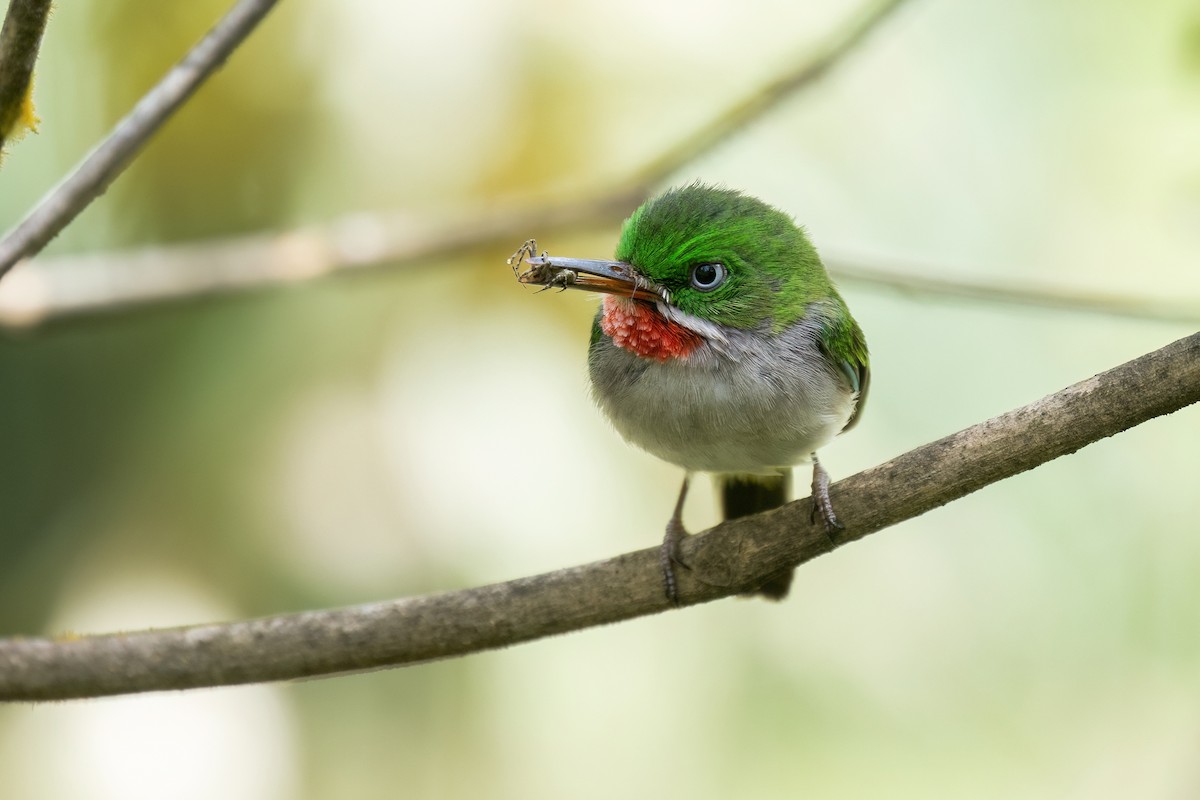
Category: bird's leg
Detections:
[
  {"x1": 661, "y1": 475, "x2": 691, "y2": 605},
  {"x1": 809, "y1": 454, "x2": 844, "y2": 542}
]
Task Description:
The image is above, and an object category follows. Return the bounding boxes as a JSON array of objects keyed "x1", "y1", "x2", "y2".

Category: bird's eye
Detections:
[{"x1": 690, "y1": 262, "x2": 727, "y2": 292}]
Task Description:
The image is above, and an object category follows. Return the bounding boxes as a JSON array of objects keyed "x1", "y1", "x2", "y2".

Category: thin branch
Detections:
[
  {"x1": 3, "y1": 225, "x2": 1196, "y2": 327},
  {"x1": 0, "y1": 0, "x2": 910, "y2": 322},
  {"x1": 1, "y1": 330, "x2": 1196, "y2": 702},
  {"x1": 0, "y1": 0, "x2": 51, "y2": 151},
  {"x1": 823, "y1": 252, "x2": 1200, "y2": 324},
  {"x1": 0, "y1": 193, "x2": 645, "y2": 326},
  {"x1": 0, "y1": 0, "x2": 281, "y2": 280},
  {"x1": 628, "y1": 0, "x2": 908, "y2": 186}
]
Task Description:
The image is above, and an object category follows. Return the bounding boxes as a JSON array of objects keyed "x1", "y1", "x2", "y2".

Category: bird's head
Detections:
[{"x1": 514, "y1": 183, "x2": 833, "y2": 358}]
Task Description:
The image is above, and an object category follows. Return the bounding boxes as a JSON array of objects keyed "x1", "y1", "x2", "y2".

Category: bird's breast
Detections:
[{"x1": 588, "y1": 312, "x2": 857, "y2": 473}]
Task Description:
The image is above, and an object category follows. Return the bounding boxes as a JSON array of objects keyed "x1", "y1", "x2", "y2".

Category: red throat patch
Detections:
[{"x1": 600, "y1": 296, "x2": 702, "y2": 361}]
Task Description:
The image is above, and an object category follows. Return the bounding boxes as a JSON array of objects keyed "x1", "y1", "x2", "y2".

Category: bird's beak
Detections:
[{"x1": 510, "y1": 243, "x2": 668, "y2": 304}]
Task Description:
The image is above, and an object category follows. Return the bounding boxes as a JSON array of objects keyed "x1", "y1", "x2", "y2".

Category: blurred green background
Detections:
[{"x1": 1, "y1": 0, "x2": 1199, "y2": 797}]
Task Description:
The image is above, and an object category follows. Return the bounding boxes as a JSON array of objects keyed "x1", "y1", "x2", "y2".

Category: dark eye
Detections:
[{"x1": 690, "y1": 262, "x2": 727, "y2": 292}]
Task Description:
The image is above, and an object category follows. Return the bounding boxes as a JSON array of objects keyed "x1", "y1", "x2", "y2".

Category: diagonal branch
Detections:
[
  {"x1": 1, "y1": 330, "x2": 1196, "y2": 702},
  {"x1": 0, "y1": 0, "x2": 51, "y2": 151},
  {"x1": 0, "y1": 0, "x2": 281, "y2": 280},
  {"x1": 627, "y1": 0, "x2": 908, "y2": 186}
]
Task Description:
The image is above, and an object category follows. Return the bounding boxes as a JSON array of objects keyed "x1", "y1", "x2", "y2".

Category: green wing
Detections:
[{"x1": 817, "y1": 298, "x2": 870, "y2": 433}]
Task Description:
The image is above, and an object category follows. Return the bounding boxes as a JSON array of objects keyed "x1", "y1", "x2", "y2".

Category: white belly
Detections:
[{"x1": 588, "y1": 319, "x2": 857, "y2": 473}]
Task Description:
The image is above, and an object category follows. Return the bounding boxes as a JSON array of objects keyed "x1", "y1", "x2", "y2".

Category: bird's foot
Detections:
[
  {"x1": 660, "y1": 476, "x2": 692, "y2": 605},
  {"x1": 808, "y1": 455, "x2": 844, "y2": 544}
]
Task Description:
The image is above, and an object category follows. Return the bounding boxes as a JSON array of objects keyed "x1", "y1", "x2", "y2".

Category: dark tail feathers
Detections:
[{"x1": 719, "y1": 472, "x2": 795, "y2": 600}]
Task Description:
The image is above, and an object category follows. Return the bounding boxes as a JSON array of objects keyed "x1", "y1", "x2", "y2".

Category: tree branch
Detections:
[
  {"x1": 0, "y1": 0, "x2": 280, "y2": 279},
  {"x1": 0, "y1": 0, "x2": 51, "y2": 151},
  {"x1": 0, "y1": 194, "x2": 645, "y2": 326},
  {"x1": 823, "y1": 252, "x2": 1200, "y2": 324},
  {"x1": 1, "y1": 330, "x2": 1196, "y2": 702},
  {"x1": 529, "y1": 0, "x2": 910, "y2": 205},
  {"x1": 627, "y1": 0, "x2": 908, "y2": 186},
  {"x1": 3, "y1": 228, "x2": 1194, "y2": 328}
]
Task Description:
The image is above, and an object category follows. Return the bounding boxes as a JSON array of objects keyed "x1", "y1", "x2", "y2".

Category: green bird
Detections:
[{"x1": 513, "y1": 183, "x2": 869, "y2": 603}]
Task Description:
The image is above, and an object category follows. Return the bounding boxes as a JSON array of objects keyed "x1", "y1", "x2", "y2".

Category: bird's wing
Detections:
[{"x1": 816, "y1": 298, "x2": 870, "y2": 433}]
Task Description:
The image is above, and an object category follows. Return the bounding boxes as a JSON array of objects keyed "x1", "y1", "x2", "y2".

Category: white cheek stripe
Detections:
[{"x1": 656, "y1": 302, "x2": 729, "y2": 345}]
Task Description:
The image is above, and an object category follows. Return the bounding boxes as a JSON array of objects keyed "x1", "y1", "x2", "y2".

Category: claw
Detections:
[
  {"x1": 810, "y1": 455, "x2": 843, "y2": 544},
  {"x1": 660, "y1": 475, "x2": 691, "y2": 605}
]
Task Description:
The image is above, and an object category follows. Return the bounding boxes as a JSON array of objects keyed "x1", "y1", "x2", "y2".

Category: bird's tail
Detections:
[{"x1": 718, "y1": 471, "x2": 794, "y2": 600}]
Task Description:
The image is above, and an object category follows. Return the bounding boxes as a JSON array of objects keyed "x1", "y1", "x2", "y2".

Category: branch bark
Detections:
[
  {"x1": 1, "y1": 330, "x2": 1196, "y2": 702},
  {"x1": 0, "y1": 0, "x2": 51, "y2": 151},
  {"x1": 0, "y1": 0, "x2": 280, "y2": 279}
]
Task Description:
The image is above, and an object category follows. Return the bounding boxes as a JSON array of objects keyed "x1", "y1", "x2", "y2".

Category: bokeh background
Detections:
[{"x1": 2, "y1": 0, "x2": 1199, "y2": 797}]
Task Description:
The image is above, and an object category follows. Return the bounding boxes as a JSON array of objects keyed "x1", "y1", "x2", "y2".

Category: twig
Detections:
[
  {"x1": 0, "y1": 0, "x2": 909, "y2": 321},
  {"x1": 0, "y1": 193, "x2": 644, "y2": 326},
  {"x1": 0, "y1": 0, "x2": 51, "y2": 151},
  {"x1": 823, "y1": 252, "x2": 1200, "y2": 324},
  {"x1": 3, "y1": 227, "x2": 1195, "y2": 327},
  {"x1": 0, "y1": 0, "x2": 281, "y2": 280},
  {"x1": 1, "y1": 330, "x2": 1196, "y2": 702},
  {"x1": 628, "y1": 0, "x2": 908, "y2": 186}
]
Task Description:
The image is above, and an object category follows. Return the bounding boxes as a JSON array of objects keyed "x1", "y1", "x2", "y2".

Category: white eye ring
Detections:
[{"x1": 690, "y1": 262, "x2": 727, "y2": 292}]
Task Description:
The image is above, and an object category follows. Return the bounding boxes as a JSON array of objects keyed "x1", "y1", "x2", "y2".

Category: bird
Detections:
[{"x1": 512, "y1": 183, "x2": 868, "y2": 603}]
